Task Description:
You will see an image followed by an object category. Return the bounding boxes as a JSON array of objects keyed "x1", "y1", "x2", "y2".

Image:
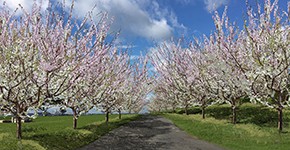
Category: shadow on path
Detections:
[{"x1": 77, "y1": 115, "x2": 225, "y2": 150}]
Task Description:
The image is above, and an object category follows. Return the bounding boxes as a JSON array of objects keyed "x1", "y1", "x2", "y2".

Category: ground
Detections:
[{"x1": 78, "y1": 115, "x2": 225, "y2": 150}]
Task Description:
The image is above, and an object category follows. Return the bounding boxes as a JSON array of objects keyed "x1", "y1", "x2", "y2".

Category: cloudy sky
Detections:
[{"x1": 1, "y1": 0, "x2": 289, "y2": 56}]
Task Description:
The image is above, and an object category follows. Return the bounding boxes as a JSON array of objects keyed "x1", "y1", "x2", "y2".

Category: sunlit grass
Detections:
[
  {"x1": 163, "y1": 113, "x2": 290, "y2": 150},
  {"x1": 21, "y1": 140, "x2": 46, "y2": 150},
  {"x1": 0, "y1": 114, "x2": 139, "y2": 150}
]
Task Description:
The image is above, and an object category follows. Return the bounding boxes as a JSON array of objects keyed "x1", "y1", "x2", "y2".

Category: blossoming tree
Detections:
[
  {"x1": 0, "y1": 1, "x2": 112, "y2": 138},
  {"x1": 242, "y1": 0, "x2": 290, "y2": 131}
]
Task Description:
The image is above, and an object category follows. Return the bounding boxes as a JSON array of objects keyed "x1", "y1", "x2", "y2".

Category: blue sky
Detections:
[{"x1": 1, "y1": 0, "x2": 289, "y2": 57}]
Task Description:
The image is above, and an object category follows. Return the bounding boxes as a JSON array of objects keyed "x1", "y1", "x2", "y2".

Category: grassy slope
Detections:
[
  {"x1": 0, "y1": 114, "x2": 139, "y2": 150},
  {"x1": 163, "y1": 113, "x2": 290, "y2": 150}
]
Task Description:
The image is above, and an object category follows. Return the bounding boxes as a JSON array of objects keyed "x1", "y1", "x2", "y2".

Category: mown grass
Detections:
[
  {"x1": 0, "y1": 116, "x2": 12, "y2": 121},
  {"x1": 173, "y1": 103, "x2": 290, "y2": 127},
  {"x1": 0, "y1": 114, "x2": 139, "y2": 150},
  {"x1": 163, "y1": 113, "x2": 290, "y2": 150}
]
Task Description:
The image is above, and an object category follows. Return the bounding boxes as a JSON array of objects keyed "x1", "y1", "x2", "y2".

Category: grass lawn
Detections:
[
  {"x1": 0, "y1": 114, "x2": 139, "y2": 150},
  {"x1": 163, "y1": 113, "x2": 290, "y2": 150}
]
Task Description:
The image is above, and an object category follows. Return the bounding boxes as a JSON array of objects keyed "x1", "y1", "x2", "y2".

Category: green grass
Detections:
[
  {"x1": 0, "y1": 114, "x2": 139, "y2": 150},
  {"x1": 0, "y1": 116, "x2": 12, "y2": 121},
  {"x1": 175, "y1": 103, "x2": 290, "y2": 127},
  {"x1": 163, "y1": 113, "x2": 290, "y2": 150}
]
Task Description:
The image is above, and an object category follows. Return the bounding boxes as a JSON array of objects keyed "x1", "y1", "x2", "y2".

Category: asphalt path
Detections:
[{"x1": 78, "y1": 115, "x2": 225, "y2": 150}]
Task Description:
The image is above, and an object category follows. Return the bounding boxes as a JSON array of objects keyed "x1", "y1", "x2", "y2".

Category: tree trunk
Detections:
[
  {"x1": 232, "y1": 106, "x2": 237, "y2": 124},
  {"x1": 172, "y1": 104, "x2": 176, "y2": 113},
  {"x1": 278, "y1": 107, "x2": 283, "y2": 132},
  {"x1": 72, "y1": 109, "x2": 78, "y2": 129},
  {"x1": 118, "y1": 109, "x2": 121, "y2": 119},
  {"x1": 185, "y1": 104, "x2": 189, "y2": 115},
  {"x1": 105, "y1": 111, "x2": 109, "y2": 124},
  {"x1": 16, "y1": 115, "x2": 22, "y2": 140},
  {"x1": 277, "y1": 93, "x2": 284, "y2": 132},
  {"x1": 16, "y1": 103, "x2": 22, "y2": 140},
  {"x1": 201, "y1": 106, "x2": 205, "y2": 119}
]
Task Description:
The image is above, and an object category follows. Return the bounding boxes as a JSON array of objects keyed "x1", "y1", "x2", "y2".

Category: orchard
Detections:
[
  {"x1": 0, "y1": 0, "x2": 289, "y2": 149},
  {"x1": 149, "y1": 0, "x2": 289, "y2": 131},
  {"x1": 0, "y1": 1, "x2": 151, "y2": 140}
]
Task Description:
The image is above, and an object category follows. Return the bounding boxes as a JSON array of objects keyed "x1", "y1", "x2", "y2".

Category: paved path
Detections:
[{"x1": 78, "y1": 115, "x2": 225, "y2": 150}]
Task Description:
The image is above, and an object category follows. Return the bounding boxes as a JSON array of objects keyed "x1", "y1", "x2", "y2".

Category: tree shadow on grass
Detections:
[
  {"x1": 204, "y1": 105, "x2": 290, "y2": 127},
  {"x1": 24, "y1": 115, "x2": 141, "y2": 150}
]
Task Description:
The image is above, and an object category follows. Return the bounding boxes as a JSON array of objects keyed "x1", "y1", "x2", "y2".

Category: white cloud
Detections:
[
  {"x1": 61, "y1": 0, "x2": 186, "y2": 41},
  {"x1": 116, "y1": 45, "x2": 137, "y2": 49},
  {"x1": 204, "y1": 0, "x2": 228, "y2": 13},
  {"x1": 174, "y1": 0, "x2": 194, "y2": 5},
  {"x1": 0, "y1": 0, "x2": 49, "y2": 15},
  {"x1": 130, "y1": 55, "x2": 140, "y2": 60},
  {"x1": 1, "y1": 0, "x2": 186, "y2": 41}
]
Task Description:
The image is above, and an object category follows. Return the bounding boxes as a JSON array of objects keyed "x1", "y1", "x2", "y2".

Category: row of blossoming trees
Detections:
[
  {"x1": 149, "y1": 0, "x2": 289, "y2": 132},
  {"x1": 0, "y1": 2, "x2": 151, "y2": 139}
]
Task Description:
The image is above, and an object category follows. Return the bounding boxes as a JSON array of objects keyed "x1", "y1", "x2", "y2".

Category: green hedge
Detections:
[
  {"x1": 0, "y1": 116, "x2": 12, "y2": 121},
  {"x1": 176, "y1": 107, "x2": 202, "y2": 114},
  {"x1": 172, "y1": 103, "x2": 290, "y2": 127}
]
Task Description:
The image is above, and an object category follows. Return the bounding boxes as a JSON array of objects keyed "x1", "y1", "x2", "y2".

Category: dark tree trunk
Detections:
[
  {"x1": 185, "y1": 104, "x2": 189, "y2": 115},
  {"x1": 72, "y1": 109, "x2": 78, "y2": 129},
  {"x1": 105, "y1": 111, "x2": 109, "y2": 124},
  {"x1": 232, "y1": 106, "x2": 237, "y2": 124},
  {"x1": 201, "y1": 106, "x2": 205, "y2": 119},
  {"x1": 16, "y1": 103, "x2": 22, "y2": 140},
  {"x1": 16, "y1": 115, "x2": 22, "y2": 140},
  {"x1": 277, "y1": 93, "x2": 284, "y2": 132},
  {"x1": 278, "y1": 107, "x2": 283, "y2": 132},
  {"x1": 172, "y1": 104, "x2": 176, "y2": 113},
  {"x1": 73, "y1": 117, "x2": 78, "y2": 129},
  {"x1": 118, "y1": 109, "x2": 121, "y2": 119}
]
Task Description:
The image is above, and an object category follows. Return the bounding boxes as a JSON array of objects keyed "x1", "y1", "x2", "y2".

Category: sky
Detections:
[{"x1": 1, "y1": 0, "x2": 289, "y2": 57}]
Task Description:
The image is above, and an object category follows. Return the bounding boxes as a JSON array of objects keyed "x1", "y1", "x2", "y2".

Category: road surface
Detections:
[{"x1": 78, "y1": 115, "x2": 225, "y2": 150}]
